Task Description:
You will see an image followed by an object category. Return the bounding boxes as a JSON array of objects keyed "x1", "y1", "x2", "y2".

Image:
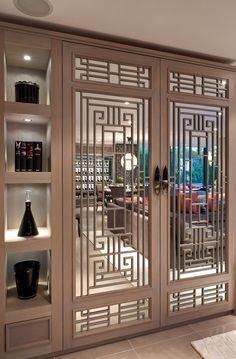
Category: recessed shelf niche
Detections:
[
  {"x1": 5, "y1": 119, "x2": 51, "y2": 173},
  {"x1": 6, "y1": 250, "x2": 51, "y2": 312},
  {"x1": 4, "y1": 31, "x2": 51, "y2": 105},
  {"x1": 5, "y1": 184, "x2": 51, "y2": 243}
]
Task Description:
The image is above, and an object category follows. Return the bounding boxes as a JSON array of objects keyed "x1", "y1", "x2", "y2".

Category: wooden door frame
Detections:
[{"x1": 62, "y1": 41, "x2": 162, "y2": 350}]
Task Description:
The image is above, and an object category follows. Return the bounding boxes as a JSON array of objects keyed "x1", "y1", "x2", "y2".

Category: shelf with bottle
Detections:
[
  {"x1": 5, "y1": 185, "x2": 51, "y2": 247},
  {"x1": 6, "y1": 250, "x2": 51, "y2": 318},
  {"x1": 5, "y1": 232, "x2": 51, "y2": 258},
  {"x1": 4, "y1": 30, "x2": 51, "y2": 106},
  {"x1": 5, "y1": 114, "x2": 51, "y2": 174}
]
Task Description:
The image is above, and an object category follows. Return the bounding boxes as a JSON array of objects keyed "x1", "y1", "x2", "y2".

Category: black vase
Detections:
[
  {"x1": 14, "y1": 260, "x2": 40, "y2": 299},
  {"x1": 18, "y1": 192, "x2": 39, "y2": 237}
]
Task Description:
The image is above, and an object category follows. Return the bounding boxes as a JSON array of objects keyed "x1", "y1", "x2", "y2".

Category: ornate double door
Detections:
[{"x1": 63, "y1": 43, "x2": 235, "y2": 349}]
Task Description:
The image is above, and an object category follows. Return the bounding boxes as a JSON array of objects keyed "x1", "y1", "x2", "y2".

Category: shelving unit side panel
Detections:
[
  {"x1": 49, "y1": 38, "x2": 63, "y2": 352},
  {"x1": 0, "y1": 28, "x2": 6, "y2": 358}
]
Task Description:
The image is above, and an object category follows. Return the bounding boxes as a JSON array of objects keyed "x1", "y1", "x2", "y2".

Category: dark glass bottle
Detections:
[{"x1": 18, "y1": 190, "x2": 39, "y2": 237}]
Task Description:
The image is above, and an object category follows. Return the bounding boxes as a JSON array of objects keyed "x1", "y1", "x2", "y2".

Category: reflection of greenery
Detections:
[
  {"x1": 170, "y1": 147, "x2": 217, "y2": 186},
  {"x1": 116, "y1": 176, "x2": 124, "y2": 184},
  {"x1": 140, "y1": 144, "x2": 149, "y2": 177}
]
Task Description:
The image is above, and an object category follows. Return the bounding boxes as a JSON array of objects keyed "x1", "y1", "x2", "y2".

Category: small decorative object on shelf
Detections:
[
  {"x1": 15, "y1": 141, "x2": 43, "y2": 172},
  {"x1": 14, "y1": 260, "x2": 40, "y2": 299},
  {"x1": 18, "y1": 190, "x2": 39, "y2": 237},
  {"x1": 15, "y1": 81, "x2": 39, "y2": 103}
]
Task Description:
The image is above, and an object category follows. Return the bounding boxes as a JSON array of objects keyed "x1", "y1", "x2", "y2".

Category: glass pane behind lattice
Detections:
[
  {"x1": 169, "y1": 102, "x2": 227, "y2": 281},
  {"x1": 75, "y1": 92, "x2": 150, "y2": 296}
]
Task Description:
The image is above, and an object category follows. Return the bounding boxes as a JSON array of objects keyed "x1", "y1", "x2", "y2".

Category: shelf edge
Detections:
[{"x1": 5, "y1": 172, "x2": 51, "y2": 184}]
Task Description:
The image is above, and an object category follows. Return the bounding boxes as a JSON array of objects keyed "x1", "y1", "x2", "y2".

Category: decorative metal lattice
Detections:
[
  {"x1": 169, "y1": 72, "x2": 228, "y2": 98},
  {"x1": 75, "y1": 298, "x2": 150, "y2": 333},
  {"x1": 74, "y1": 57, "x2": 151, "y2": 88},
  {"x1": 170, "y1": 283, "x2": 228, "y2": 313},
  {"x1": 75, "y1": 92, "x2": 149, "y2": 296},
  {"x1": 169, "y1": 102, "x2": 227, "y2": 280}
]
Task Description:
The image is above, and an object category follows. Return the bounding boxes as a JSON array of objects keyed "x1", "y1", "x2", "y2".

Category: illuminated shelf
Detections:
[
  {"x1": 5, "y1": 227, "x2": 51, "y2": 253},
  {"x1": 4, "y1": 101, "x2": 51, "y2": 120},
  {"x1": 5, "y1": 172, "x2": 51, "y2": 184}
]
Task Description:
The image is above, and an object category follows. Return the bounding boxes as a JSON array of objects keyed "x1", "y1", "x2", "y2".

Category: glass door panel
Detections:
[
  {"x1": 75, "y1": 92, "x2": 150, "y2": 297},
  {"x1": 169, "y1": 102, "x2": 227, "y2": 281}
]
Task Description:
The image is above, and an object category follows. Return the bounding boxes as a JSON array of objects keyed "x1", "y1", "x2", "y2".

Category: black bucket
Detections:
[{"x1": 14, "y1": 260, "x2": 40, "y2": 299}]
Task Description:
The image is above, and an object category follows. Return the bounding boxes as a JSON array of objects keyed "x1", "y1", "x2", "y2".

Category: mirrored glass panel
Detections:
[
  {"x1": 75, "y1": 92, "x2": 149, "y2": 296},
  {"x1": 169, "y1": 102, "x2": 227, "y2": 280}
]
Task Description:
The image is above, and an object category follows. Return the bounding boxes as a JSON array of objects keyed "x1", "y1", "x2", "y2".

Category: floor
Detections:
[{"x1": 57, "y1": 314, "x2": 236, "y2": 359}]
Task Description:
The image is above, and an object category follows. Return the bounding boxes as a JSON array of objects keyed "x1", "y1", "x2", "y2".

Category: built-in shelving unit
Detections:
[{"x1": 0, "y1": 28, "x2": 62, "y2": 358}]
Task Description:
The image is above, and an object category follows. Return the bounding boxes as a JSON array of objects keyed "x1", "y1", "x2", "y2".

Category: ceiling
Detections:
[{"x1": 0, "y1": 0, "x2": 236, "y2": 64}]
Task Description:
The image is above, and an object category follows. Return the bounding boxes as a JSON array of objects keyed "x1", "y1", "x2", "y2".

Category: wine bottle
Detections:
[
  {"x1": 26, "y1": 142, "x2": 33, "y2": 172},
  {"x1": 33, "y1": 142, "x2": 42, "y2": 172},
  {"x1": 18, "y1": 190, "x2": 39, "y2": 237},
  {"x1": 15, "y1": 141, "x2": 21, "y2": 172},
  {"x1": 20, "y1": 141, "x2": 27, "y2": 172}
]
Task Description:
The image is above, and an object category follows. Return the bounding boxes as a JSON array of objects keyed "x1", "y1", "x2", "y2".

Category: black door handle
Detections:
[
  {"x1": 162, "y1": 165, "x2": 169, "y2": 193},
  {"x1": 154, "y1": 165, "x2": 161, "y2": 195}
]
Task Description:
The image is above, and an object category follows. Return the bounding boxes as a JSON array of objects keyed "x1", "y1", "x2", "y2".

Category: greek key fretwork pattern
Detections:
[
  {"x1": 75, "y1": 92, "x2": 149, "y2": 296},
  {"x1": 170, "y1": 283, "x2": 228, "y2": 313},
  {"x1": 75, "y1": 298, "x2": 150, "y2": 333},
  {"x1": 169, "y1": 72, "x2": 228, "y2": 98},
  {"x1": 74, "y1": 57, "x2": 151, "y2": 88},
  {"x1": 169, "y1": 102, "x2": 227, "y2": 280}
]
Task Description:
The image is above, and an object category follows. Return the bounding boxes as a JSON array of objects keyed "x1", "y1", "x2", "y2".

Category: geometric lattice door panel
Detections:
[
  {"x1": 169, "y1": 102, "x2": 227, "y2": 281},
  {"x1": 161, "y1": 61, "x2": 235, "y2": 326},
  {"x1": 63, "y1": 42, "x2": 160, "y2": 349},
  {"x1": 75, "y1": 92, "x2": 150, "y2": 297}
]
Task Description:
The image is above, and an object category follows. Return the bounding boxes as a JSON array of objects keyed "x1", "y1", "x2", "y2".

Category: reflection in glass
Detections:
[
  {"x1": 75, "y1": 93, "x2": 149, "y2": 296},
  {"x1": 169, "y1": 103, "x2": 227, "y2": 280}
]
